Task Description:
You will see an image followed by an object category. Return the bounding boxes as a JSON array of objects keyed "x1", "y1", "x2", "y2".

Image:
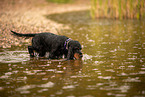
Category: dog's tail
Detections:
[{"x1": 11, "y1": 30, "x2": 37, "y2": 37}]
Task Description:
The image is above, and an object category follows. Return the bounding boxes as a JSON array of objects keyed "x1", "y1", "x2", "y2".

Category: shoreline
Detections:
[{"x1": 0, "y1": 0, "x2": 90, "y2": 48}]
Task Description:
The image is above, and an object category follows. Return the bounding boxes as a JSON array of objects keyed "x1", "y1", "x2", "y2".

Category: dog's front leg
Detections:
[
  {"x1": 39, "y1": 51, "x2": 46, "y2": 57},
  {"x1": 49, "y1": 49, "x2": 57, "y2": 59},
  {"x1": 28, "y1": 46, "x2": 34, "y2": 57}
]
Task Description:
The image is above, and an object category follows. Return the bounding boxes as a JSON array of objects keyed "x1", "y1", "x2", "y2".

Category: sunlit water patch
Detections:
[{"x1": 0, "y1": 51, "x2": 29, "y2": 63}]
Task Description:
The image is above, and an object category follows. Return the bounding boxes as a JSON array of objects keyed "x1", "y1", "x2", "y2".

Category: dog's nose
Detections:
[{"x1": 80, "y1": 54, "x2": 83, "y2": 58}]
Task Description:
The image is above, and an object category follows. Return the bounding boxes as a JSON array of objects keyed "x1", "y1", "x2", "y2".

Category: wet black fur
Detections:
[{"x1": 11, "y1": 31, "x2": 82, "y2": 60}]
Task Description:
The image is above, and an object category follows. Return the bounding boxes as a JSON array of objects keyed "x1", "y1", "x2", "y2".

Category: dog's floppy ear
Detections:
[{"x1": 67, "y1": 46, "x2": 73, "y2": 60}]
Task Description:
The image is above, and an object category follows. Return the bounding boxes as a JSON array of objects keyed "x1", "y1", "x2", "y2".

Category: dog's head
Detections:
[
  {"x1": 67, "y1": 40, "x2": 83, "y2": 60},
  {"x1": 73, "y1": 47, "x2": 83, "y2": 59}
]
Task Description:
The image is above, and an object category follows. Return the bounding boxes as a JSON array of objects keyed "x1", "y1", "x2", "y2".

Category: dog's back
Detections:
[{"x1": 32, "y1": 33, "x2": 68, "y2": 51}]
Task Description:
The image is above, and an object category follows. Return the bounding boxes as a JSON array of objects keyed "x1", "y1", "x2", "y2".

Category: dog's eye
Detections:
[
  {"x1": 78, "y1": 47, "x2": 82, "y2": 50},
  {"x1": 75, "y1": 47, "x2": 81, "y2": 50}
]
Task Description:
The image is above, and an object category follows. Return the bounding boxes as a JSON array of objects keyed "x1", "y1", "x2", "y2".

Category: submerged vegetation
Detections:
[{"x1": 91, "y1": 0, "x2": 145, "y2": 19}]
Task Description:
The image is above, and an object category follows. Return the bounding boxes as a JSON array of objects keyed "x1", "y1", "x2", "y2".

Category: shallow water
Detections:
[{"x1": 0, "y1": 10, "x2": 145, "y2": 97}]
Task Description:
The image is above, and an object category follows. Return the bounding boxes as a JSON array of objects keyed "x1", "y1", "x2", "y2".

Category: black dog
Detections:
[{"x1": 11, "y1": 31, "x2": 83, "y2": 60}]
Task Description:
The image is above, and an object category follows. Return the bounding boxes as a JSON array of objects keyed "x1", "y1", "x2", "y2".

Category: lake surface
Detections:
[{"x1": 0, "y1": 10, "x2": 145, "y2": 97}]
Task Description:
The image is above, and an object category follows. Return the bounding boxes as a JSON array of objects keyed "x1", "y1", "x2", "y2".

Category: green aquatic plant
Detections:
[
  {"x1": 90, "y1": 0, "x2": 97, "y2": 19},
  {"x1": 137, "y1": 0, "x2": 141, "y2": 19},
  {"x1": 91, "y1": 0, "x2": 145, "y2": 20},
  {"x1": 118, "y1": 0, "x2": 122, "y2": 20}
]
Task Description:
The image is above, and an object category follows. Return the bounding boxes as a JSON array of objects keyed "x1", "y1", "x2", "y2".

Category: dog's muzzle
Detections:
[{"x1": 74, "y1": 53, "x2": 83, "y2": 60}]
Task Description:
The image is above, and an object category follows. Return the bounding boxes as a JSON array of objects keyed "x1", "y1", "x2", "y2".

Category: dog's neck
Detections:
[{"x1": 64, "y1": 38, "x2": 72, "y2": 50}]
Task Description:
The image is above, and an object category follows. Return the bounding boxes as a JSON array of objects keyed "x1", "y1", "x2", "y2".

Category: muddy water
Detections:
[{"x1": 0, "y1": 10, "x2": 145, "y2": 97}]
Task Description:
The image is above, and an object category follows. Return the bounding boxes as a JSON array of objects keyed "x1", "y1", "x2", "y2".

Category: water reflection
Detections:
[{"x1": 0, "y1": 51, "x2": 29, "y2": 63}]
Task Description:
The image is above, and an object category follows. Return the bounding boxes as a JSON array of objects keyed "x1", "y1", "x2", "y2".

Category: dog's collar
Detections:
[{"x1": 64, "y1": 38, "x2": 72, "y2": 50}]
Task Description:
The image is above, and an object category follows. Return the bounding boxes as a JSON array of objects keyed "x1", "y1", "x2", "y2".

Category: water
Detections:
[{"x1": 0, "y1": 10, "x2": 145, "y2": 97}]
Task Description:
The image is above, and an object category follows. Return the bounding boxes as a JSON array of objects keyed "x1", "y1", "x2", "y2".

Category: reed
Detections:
[
  {"x1": 118, "y1": 0, "x2": 122, "y2": 19},
  {"x1": 91, "y1": 0, "x2": 145, "y2": 20},
  {"x1": 90, "y1": 0, "x2": 97, "y2": 19}
]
